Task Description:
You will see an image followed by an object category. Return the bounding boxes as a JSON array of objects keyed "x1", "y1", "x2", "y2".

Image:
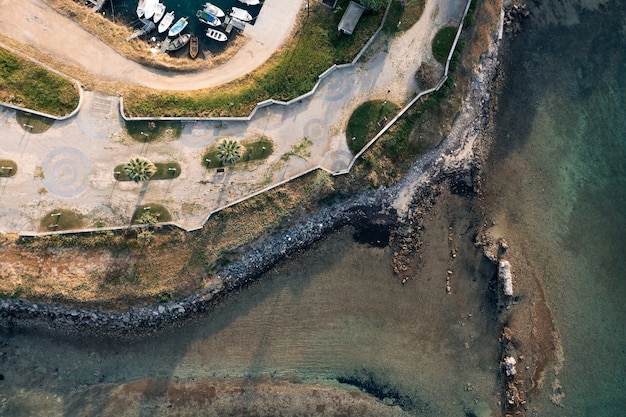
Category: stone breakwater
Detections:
[{"x1": 0, "y1": 30, "x2": 501, "y2": 336}]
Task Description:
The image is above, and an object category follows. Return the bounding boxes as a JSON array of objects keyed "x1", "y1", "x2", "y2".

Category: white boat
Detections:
[
  {"x1": 197, "y1": 10, "x2": 222, "y2": 27},
  {"x1": 230, "y1": 7, "x2": 253, "y2": 22},
  {"x1": 158, "y1": 11, "x2": 174, "y2": 33},
  {"x1": 203, "y1": 2, "x2": 225, "y2": 18},
  {"x1": 238, "y1": 0, "x2": 260, "y2": 5},
  {"x1": 206, "y1": 28, "x2": 228, "y2": 42},
  {"x1": 143, "y1": 0, "x2": 158, "y2": 20},
  {"x1": 153, "y1": 2, "x2": 166, "y2": 23},
  {"x1": 136, "y1": 0, "x2": 146, "y2": 17},
  {"x1": 168, "y1": 17, "x2": 188, "y2": 37}
]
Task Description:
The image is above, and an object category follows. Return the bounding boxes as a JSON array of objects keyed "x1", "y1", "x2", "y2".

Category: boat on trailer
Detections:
[
  {"x1": 203, "y1": 2, "x2": 225, "y2": 18},
  {"x1": 167, "y1": 33, "x2": 192, "y2": 51},
  {"x1": 152, "y1": 2, "x2": 166, "y2": 23},
  {"x1": 189, "y1": 36, "x2": 199, "y2": 58},
  {"x1": 168, "y1": 17, "x2": 188, "y2": 37},
  {"x1": 206, "y1": 28, "x2": 228, "y2": 42},
  {"x1": 230, "y1": 7, "x2": 253, "y2": 22},
  {"x1": 158, "y1": 11, "x2": 174, "y2": 33},
  {"x1": 196, "y1": 10, "x2": 222, "y2": 27}
]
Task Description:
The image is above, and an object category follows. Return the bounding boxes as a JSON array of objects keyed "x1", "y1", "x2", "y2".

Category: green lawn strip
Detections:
[
  {"x1": 203, "y1": 138, "x2": 274, "y2": 169},
  {"x1": 131, "y1": 204, "x2": 172, "y2": 225},
  {"x1": 0, "y1": 159, "x2": 18, "y2": 177},
  {"x1": 0, "y1": 47, "x2": 79, "y2": 116},
  {"x1": 346, "y1": 100, "x2": 401, "y2": 154},
  {"x1": 124, "y1": 120, "x2": 182, "y2": 142},
  {"x1": 39, "y1": 208, "x2": 84, "y2": 232},
  {"x1": 114, "y1": 162, "x2": 182, "y2": 181},
  {"x1": 432, "y1": 26, "x2": 458, "y2": 64}
]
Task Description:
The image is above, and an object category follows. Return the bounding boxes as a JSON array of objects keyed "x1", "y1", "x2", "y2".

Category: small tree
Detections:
[
  {"x1": 217, "y1": 139, "x2": 242, "y2": 165},
  {"x1": 124, "y1": 157, "x2": 156, "y2": 183}
]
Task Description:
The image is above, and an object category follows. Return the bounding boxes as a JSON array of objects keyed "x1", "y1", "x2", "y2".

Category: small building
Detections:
[{"x1": 338, "y1": 1, "x2": 365, "y2": 35}]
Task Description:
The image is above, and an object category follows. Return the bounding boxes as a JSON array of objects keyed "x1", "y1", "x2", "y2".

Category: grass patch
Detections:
[
  {"x1": 39, "y1": 208, "x2": 84, "y2": 232},
  {"x1": 346, "y1": 100, "x2": 401, "y2": 154},
  {"x1": 203, "y1": 137, "x2": 274, "y2": 168},
  {"x1": 16, "y1": 111, "x2": 55, "y2": 133},
  {"x1": 114, "y1": 162, "x2": 182, "y2": 181},
  {"x1": 124, "y1": 120, "x2": 182, "y2": 142},
  {"x1": 383, "y1": 0, "x2": 426, "y2": 34},
  {"x1": 124, "y1": 0, "x2": 388, "y2": 118},
  {"x1": 0, "y1": 47, "x2": 79, "y2": 116},
  {"x1": 432, "y1": 26, "x2": 458, "y2": 64},
  {"x1": 0, "y1": 159, "x2": 18, "y2": 177},
  {"x1": 131, "y1": 204, "x2": 172, "y2": 224}
]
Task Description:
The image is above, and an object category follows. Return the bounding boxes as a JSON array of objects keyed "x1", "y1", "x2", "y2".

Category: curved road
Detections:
[{"x1": 0, "y1": 0, "x2": 303, "y2": 90}]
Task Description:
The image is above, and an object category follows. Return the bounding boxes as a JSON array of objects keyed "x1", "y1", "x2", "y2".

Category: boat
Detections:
[
  {"x1": 158, "y1": 11, "x2": 174, "y2": 33},
  {"x1": 238, "y1": 0, "x2": 260, "y2": 5},
  {"x1": 203, "y1": 2, "x2": 225, "y2": 18},
  {"x1": 136, "y1": 0, "x2": 146, "y2": 17},
  {"x1": 189, "y1": 36, "x2": 199, "y2": 59},
  {"x1": 152, "y1": 2, "x2": 166, "y2": 23},
  {"x1": 206, "y1": 28, "x2": 228, "y2": 42},
  {"x1": 196, "y1": 10, "x2": 221, "y2": 27},
  {"x1": 230, "y1": 7, "x2": 253, "y2": 22},
  {"x1": 168, "y1": 17, "x2": 188, "y2": 37},
  {"x1": 143, "y1": 0, "x2": 158, "y2": 20},
  {"x1": 167, "y1": 33, "x2": 192, "y2": 51}
]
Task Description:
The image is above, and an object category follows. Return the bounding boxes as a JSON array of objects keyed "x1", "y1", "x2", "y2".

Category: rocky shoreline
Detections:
[{"x1": 0, "y1": 13, "x2": 503, "y2": 338}]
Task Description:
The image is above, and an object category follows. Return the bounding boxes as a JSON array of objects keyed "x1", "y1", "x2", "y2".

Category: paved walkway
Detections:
[
  {"x1": 0, "y1": 0, "x2": 303, "y2": 90},
  {"x1": 0, "y1": 0, "x2": 467, "y2": 233}
]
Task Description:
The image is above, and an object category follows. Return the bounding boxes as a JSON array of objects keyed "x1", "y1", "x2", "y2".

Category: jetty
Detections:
[
  {"x1": 126, "y1": 18, "x2": 156, "y2": 41},
  {"x1": 87, "y1": 0, "x2": 107, "y2": 13}
]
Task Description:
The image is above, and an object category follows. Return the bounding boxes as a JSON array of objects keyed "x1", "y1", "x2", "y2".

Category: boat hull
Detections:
[
  {"x1": 167, "y1": 34, "x2": 192, "y2": 51},
  {"x1": 190, "y1": 36, "x2": 199, "y2": 59},
  {"x1": 206, "y1": 28, "x2": 228, "y2": 42},
  {"x1": 203, "y1": 2, "x2": 225, "y2": 18},
  {"x1": 230, "y1": 7, "x2": 253, "y2": 22},
  {"x1": 197, "y1": 10, "x2": 222, "y2": 27},
  {"x1": 168, "y1": 17, "x2": 188, "y2": 37},
  {"x1": 158, "y1": 11, "x2": 174, "y2": 33},
  {"x1": 153, "y1": 3, "x2": 166, "y2": 23}
]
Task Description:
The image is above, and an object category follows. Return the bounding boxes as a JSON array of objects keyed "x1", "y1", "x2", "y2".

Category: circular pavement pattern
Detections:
[
  {"x1": 42, "y1": 147, "x2": 91, "y2": 198},
  {"x1": 303, "y1": 118, "x2": 327, "y2": 141},
  {"x1": 179, "y1": 121, "x2": 220, "y2": 148}
]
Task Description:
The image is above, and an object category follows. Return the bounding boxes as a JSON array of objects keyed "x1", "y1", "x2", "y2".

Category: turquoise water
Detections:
[
  {"x1": 1, "y1": 1, "x2": 624, "y2": 416},
  {"x1": 488, "y1": 0, "x2": 626, "y2": 414}
]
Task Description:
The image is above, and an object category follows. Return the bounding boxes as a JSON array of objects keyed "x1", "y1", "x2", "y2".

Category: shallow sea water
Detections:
[
  {"x1": 488, "y1": 0, "x2": 626, "y2": 414},
  {"x1": 1, "y1": 0, "x2": 624, "y2": 416}
]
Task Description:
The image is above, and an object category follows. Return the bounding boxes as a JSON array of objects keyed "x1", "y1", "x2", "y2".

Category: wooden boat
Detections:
[
  {"x1": 158, "y1": 11, "x2": 174, "y2": 33},
  {"x1": 153, "y1": 2, "x2": 166, "y2": 23},
  {"x1": 136, "y1": 0, "x2": 146, "y2": 17},
  {"x1": 206, "y1": 28, "x2": 227, "y2": 42},
  {"x1": 168, "y1": 17, "x2": 188, "y2": 37},
  {"x1": 203, "y1": 2, "x2": 225, "y2": 18},
  {"x1": 196, "y1": 10, "x2": 221, "y2": 27},
  {"x1": 189, "y1": 36, "x2": 199, "y2": 59},
  {"x1": 167, "y1": 33, "x2": 192, "y2": 51},
  {"x1": 238, "y1": 0, "x2": 260, "y2": 5},
  {"x1": 143, "y1": 0, "x2": 158, "y2": 19},
  {"x1": 230, "y1": 7, "x2": 253, "y2": 22}
]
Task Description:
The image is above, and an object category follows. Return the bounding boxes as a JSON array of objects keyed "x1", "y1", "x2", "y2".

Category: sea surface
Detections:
[
  {"x1": 487, "y1": 0, "x2": 626, "y2": 414},
  {"x1": 0, "y1": 0, "x2": 624, "y2": 416}
]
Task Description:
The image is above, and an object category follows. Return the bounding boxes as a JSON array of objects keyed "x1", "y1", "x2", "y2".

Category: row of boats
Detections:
[{"x1": 135, "y1": 0, "x2": 258, "y2": 56}]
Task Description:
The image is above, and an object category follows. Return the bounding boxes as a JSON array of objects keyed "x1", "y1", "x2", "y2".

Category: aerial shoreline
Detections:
[{"x1": 0, "y1": 8, "x2": 503, "y2": 335}]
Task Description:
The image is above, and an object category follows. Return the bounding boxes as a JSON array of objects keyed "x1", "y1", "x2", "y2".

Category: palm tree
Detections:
[
  {"x1": 124, "y1": 157, "x2": 156, "y2": 183},
  {"x1": 217, "y1": 139, "x2": 242, "y2": 165}
]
